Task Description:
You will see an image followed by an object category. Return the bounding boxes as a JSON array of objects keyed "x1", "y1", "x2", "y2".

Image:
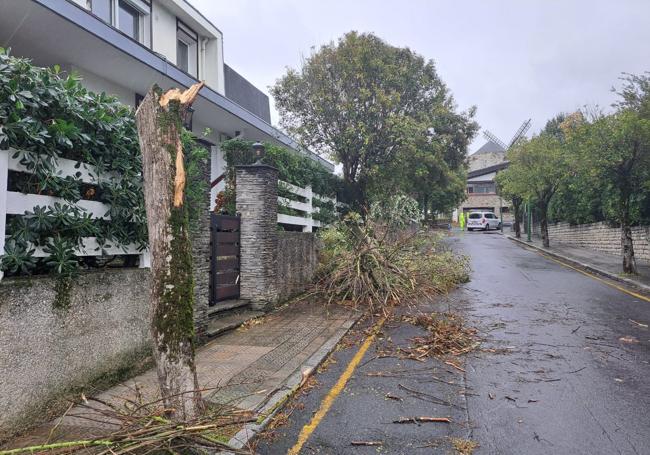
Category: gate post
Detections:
[{"x1": 235, "y1": 164, "x2": 279, "y2": 308}]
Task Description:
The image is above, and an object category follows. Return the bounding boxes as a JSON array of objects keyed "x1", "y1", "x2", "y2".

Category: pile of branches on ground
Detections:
[
  {"x1": 401, "y1": 312, "x2": 479, "y2": 359},
  {"x1": 315, "y1": 213, "x2": 469, "y2": 313},
  {"x1": 0, "y1": 392, "x2": 254, "y2": 455}
]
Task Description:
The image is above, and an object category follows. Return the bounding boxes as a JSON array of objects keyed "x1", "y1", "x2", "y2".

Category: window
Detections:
[
  {"x1": 135, "y1": 93, "x2": 144, "y2": 109},
  {"x1": 468, "y1": 213, "x2": 482, "y2": 219},
  {"x1": 177, "y1": 40, "x2": 189, "y2": 73},
  {"x1": 467, "y1": 182, "x2": 496, "y2": 194},
  {"x1": 87, "y1": 0, "x2": 151, "y2": 45},
  {"x1": 118, "y1": 0, "x2": 139, "y2": 40},
  {"x1": 177, "y1": 20, "x2": 199, "y2": 77},
  {"x1": 89, "y1": 0, "x2": 111, "y2": 22}
]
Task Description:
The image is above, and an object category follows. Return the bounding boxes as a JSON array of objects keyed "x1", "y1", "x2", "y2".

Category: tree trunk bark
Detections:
[
  {"x1": 135, "y1": 83, "x2": 205, "y2": 421},
  {"x1": 539, "y1": 202, "x2": 550, "y2": 248},
  {"x1": 512, "y1": 197, "x2": 522, "y2": 239},
  {"x1": 621, "y1": 197, "x2": 638, "y2": 275}
]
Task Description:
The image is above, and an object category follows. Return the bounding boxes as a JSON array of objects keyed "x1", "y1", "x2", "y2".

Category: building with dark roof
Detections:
[{"x1": 453, "y1": 140, "x2": 511, "y2": 223}]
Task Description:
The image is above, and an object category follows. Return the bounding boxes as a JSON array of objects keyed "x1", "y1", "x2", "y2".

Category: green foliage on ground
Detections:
[
  {"x1": 271, "y1": 31, "x2": 478, "y2": 212},
  {"x1": 369, "y1": 193, "x2": 421, "y2": 229},
  {"x1": 315, "y1": 213, "x2": 469, "y2": 312},
  {"x1": 0, "y1": 49, "x2": 206, "y2": 279}
]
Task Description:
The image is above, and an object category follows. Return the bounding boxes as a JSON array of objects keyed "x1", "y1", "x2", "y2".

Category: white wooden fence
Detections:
[
  {"x1": 277, "y1": 180, "x2": 336, "y2": 232},
  {"x1": 0, "y1": 148, "x2": 149, "y2": 280}
]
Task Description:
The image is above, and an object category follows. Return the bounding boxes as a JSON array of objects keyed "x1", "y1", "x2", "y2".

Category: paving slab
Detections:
[{"x1": 3, "y1": 299, "x2": 360, "y2": 451}]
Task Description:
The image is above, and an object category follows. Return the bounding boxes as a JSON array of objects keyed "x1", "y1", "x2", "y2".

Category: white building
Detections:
[{"x1": 0, "y1": 0, "x2": 333, "y2": 208}]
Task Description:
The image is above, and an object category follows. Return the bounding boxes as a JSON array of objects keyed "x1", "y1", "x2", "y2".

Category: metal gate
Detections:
[{"x1": 210, "y1": 214, "x2": 241, "y2": 305}]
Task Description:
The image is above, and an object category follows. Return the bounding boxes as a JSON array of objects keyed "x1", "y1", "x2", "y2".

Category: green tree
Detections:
[
  {"x1": 271, "y1": 31, "x2": 477, "y2": 208},
  {"x1": 573, "y1": 110, "x2": 650, "y2": 274},
  {"x1": 496, "y1": 173, "x2": 523, "y2": 238},
  {"x1": 497, "y1": 130, "x2": 571, "y2": 247}
]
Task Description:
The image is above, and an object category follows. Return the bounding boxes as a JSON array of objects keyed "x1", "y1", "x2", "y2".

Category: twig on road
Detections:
[
  {"x1": 393, "y1": 416, "x2": 451, "y2": 424},
  {"x1": 351, "y1": 441, "x2": 383, "y2": 446},
  {"x1": 398, "y1": 384, "x2": 465, "y2": 410}
]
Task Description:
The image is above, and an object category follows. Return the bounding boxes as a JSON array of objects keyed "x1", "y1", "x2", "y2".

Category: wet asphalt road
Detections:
[{"x1": 256, "y1": 231, "x2": 650, "y2": 455}]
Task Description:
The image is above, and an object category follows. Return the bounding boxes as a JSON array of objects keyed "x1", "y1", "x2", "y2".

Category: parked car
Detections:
[{"x1": 466, "y1": 211, "x2": 502, "y2": 231}]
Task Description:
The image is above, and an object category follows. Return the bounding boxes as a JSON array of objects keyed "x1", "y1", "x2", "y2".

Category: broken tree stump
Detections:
[{"x1": 135, "y1": 82, "x2": 205, "y2": 421}]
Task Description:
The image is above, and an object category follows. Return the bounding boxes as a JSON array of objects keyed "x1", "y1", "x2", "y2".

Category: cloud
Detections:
[{"x1": 190, "y1": 0, "x2": 650, "y2": 150}]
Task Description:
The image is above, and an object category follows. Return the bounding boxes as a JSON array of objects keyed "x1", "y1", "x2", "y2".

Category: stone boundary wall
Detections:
[
  {"x1": 277, "y1": 232, "x2": 319, "y2": 301},
  {"x1": 0, "y1": 269, "x2": 151, "y2": 437},
  {"x1": 547, "y1": 221, "x2": 650, "y2": 261}
]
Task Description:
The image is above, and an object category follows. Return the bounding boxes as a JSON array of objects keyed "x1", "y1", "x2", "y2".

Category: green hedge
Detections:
[
  {"x1": 217, "y1": 138, "x2": 339, "y2": 215},
  {"x1": 0, "y1": 49, "x2": 206, "y2": 279}
]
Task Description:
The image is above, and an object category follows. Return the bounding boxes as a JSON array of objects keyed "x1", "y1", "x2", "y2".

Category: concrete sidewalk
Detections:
[
  {"x1": 4, "y1": 299, "x2": 360, "y2": 451},
  {"x1": 506, "y1": 234, "x2": 650, "y2": 293}
]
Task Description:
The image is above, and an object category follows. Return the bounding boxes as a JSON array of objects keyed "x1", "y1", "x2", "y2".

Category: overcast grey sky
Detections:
[{"x1": 192, "y1": 0, "x2": 650, "y2": 152}]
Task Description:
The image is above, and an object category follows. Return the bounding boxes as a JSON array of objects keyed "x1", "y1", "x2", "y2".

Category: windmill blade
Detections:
[
  {"x1": 482, "y1": 130, "x2": 507, "y2": 150},
  {"x1": 507, "y1": 119, "x2": 532, "y2": 149}
]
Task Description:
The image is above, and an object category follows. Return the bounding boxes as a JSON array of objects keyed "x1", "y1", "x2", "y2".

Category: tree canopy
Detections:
[
  {"x1": 498, "y1": 73, "x2": 650, "y2": 272},
  {"x1": 271, "y1": 31, "x2": 477, "y2": 210}
]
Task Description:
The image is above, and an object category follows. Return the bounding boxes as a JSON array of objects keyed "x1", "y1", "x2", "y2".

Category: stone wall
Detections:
[
  {"x1": 190, "y1": 149, "x2": 212, "y2": 339},
  {"x1": 546, "y1": 221, "x2": 650, "y2": 261},
  {"x1": 468, "y1": 151, "x2": 506, "y2": 172},
  {"x1": 0, "y1": 269, "x2": 151, "y2": 437},
  {"x1": 277, "y1": 232, "x2": 319, "y2": 301}
]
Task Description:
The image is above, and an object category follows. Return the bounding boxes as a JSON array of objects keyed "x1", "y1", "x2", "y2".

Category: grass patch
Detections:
[{"x1": 450, "y1": 437, "x2": 479, "y2": 454}]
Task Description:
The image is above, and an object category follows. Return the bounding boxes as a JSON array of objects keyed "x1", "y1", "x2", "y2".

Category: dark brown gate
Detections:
[{"x1": 210, "y1": 214, "x2": 241, "y2": 305}]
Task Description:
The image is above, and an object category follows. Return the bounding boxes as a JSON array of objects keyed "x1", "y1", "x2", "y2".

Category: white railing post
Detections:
[
  {"x1": 303, "y1": 185, "x2": 313, "y2": 233},
  {"x1": 0, "y1": 150, "x2": 9, "y2": 281},
  {"x1": 139, "y1": 250, "x2": 151, "y2": 268}
]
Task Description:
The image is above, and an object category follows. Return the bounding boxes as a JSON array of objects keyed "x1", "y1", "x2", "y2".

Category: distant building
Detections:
[{"x1": 454, "y1": 140, "x2": 511, "y2": 222}]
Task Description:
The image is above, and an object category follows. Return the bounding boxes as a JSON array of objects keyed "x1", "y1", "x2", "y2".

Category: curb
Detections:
[
  {"x1": 222, "y1": 315, "x2": 361, "y2": 453},
  {"x1": 506, "y1": 235, "x2": 650, "y2": 295}
]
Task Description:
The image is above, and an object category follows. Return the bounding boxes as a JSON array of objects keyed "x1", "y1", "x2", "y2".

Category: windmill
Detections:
[{"x1": 482, "y1": 119, "x2": 531, "y2": 151}]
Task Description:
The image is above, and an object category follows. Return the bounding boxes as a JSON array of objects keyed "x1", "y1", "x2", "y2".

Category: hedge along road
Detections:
[{"x1": 255, "y1": 231, "x2": 650, "y2": 454}]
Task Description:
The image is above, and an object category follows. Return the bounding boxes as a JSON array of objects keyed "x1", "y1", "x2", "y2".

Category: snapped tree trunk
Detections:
[
  {"x1": 621, "y1": 196, "x2": 638, "y2": 275},
  {"x1": 135, "y1": 82, "x2": 205, "y2": 420}
]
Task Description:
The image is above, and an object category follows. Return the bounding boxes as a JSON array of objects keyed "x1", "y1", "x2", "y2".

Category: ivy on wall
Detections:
[
  {"x1": 0, "y1": 49, "x2": 206, "y2": 282},
  {"x1": 216, "y1": 138, "x2": 339, "y2": 215}
]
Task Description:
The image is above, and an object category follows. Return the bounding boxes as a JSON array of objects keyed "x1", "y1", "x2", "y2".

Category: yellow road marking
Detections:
[
  {"x1": 287, "y1": 316, "x2": 387, "y2": 455},
  {"x1": 537, "y1": 252, "x2": 650, "y2": 303}
]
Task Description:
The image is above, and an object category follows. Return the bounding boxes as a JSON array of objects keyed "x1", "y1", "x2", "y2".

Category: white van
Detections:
[{"x1": 466, "y1": 211, "x2": 501, "y2": 231}]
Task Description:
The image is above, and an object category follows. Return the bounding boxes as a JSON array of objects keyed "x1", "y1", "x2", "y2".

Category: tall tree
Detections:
[
  {"x1": 574, "y1": 110, "x2": 650, "y2": 274},
  {"x1": 135, "y1": 82, "x2": 204, "y2": 420},
  {"x1": 271, "y1": 31, "x2": 477, "y2": 207},
  {"x1": 497, "y1": 130, "x2": 570, "y2": 247},
  {"x1": 496, "y1": 171, "x2": 523, "y2": 238}
]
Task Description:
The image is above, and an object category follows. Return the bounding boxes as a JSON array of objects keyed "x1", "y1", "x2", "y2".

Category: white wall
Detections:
[
  {"x1": 151, "y1": 1, "x2": 177, "y2": 64},
  {"x1": 203, "y1": 36, "x2": 224, "y2": 94},
  {"x1": 70, "y1": 66, "x2": 135, "y2": 106},
  {"x1": 152, "y1": 1, "x2": 224, "y2": 94}
]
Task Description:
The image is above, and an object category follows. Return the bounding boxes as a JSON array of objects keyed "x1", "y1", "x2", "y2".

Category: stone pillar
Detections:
[
  {"x1": 190, "y1": 144, "x2": 212, "y2": 340},
  {"x1": 236, "y1": 164, "x2": 279, "y2": 308}
]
